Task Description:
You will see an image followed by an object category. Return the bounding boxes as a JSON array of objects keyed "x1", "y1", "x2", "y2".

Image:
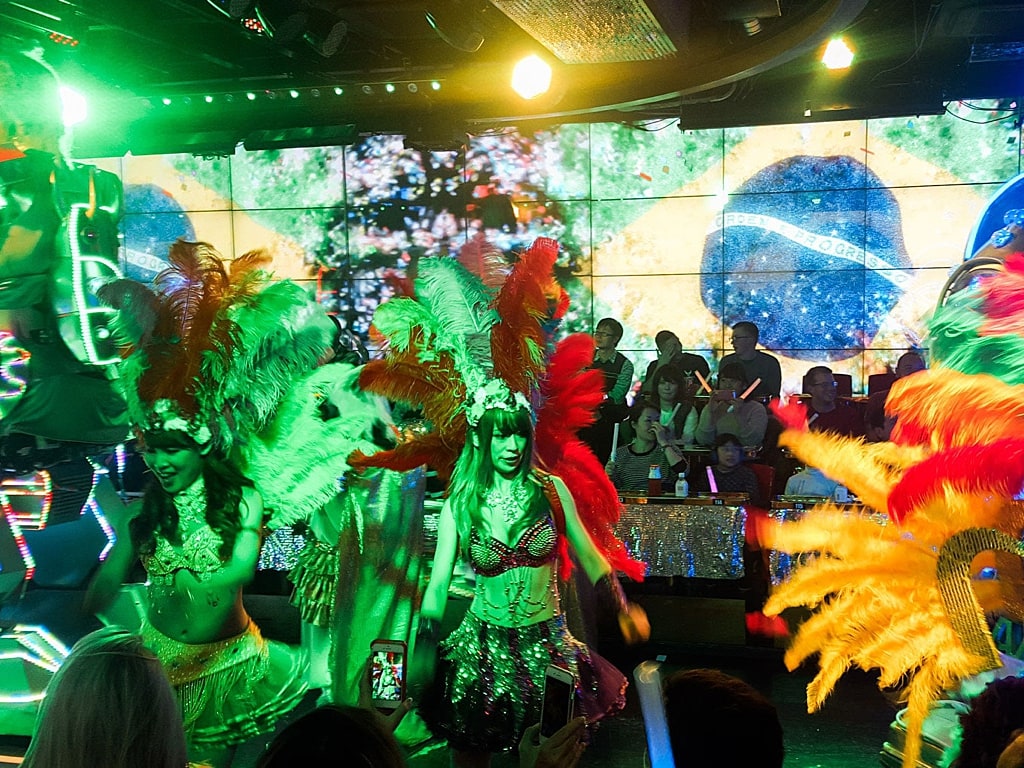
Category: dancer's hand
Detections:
[
  {"x1": 618, "y1": 602, "x2": 651, "y2": 645},
  {"x1": 519, "y1": 717, "x2": 586, "y2": 768}
]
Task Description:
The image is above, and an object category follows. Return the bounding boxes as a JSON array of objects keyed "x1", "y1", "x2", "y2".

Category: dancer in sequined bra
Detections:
[
  {"x1": 420, "y1": 393, "x2": 648, "y2": 763},
  {"x1": 347, "y1": 238, "x2": 650, "y2": 766},
  {"x1": 85, "y1": 426, "x2": 306, "y2": 765}
]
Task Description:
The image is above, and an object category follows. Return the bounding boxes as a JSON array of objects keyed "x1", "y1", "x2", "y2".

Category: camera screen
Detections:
[
  {"x1": 540, "y1": 672, "x2": 574, "y2": 738},
  {"x1": 370, "y1": 647, "x2": 405, "y2": 702}
]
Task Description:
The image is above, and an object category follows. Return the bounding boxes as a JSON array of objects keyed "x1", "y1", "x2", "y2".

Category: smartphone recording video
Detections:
[
  {"x1": 540, "y1": 664, "x2": 576, "y2": 740},
  {"x1": 370, "y1": 639, "x2": 407, "y2": 710}
]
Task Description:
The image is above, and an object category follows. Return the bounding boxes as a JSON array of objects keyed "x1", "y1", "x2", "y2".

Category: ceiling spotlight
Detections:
[
  {"x1": 162, "y1": 97, "x2": 173, "y2": 106},
  {"x1": 333, "y1": 86, "x2": 344, "y2": 96},
  {"x1": 246, "y1": 91, "x2": 257, "y2": 100},
  {"x1": 430, "y1": 81, "x2": 441, "y2": 91},
  {"x1": 822, "y1": 38, "x2": 854, "y2": 70},
  {"x1": 289, "y1": 89, "x2": 300, "y2": 98},
  {"x1": 255, "y1": 0, "x2": 309, "y2": 44},
  {"x1": 205, "y1": 95, "x2": 214, "y2": 103},
  {"x1": 511, "y1": 55, "x2": 551, "y2": 100},
  {"x1": 407, "y1": 82, "x2": 419, "y2": 93},
  {"x1": 385, "y1": 83, "x2": 396, "y2": 93},
  {"x1": 361, "y1": 85, "x2": 373, "y2": 95}
]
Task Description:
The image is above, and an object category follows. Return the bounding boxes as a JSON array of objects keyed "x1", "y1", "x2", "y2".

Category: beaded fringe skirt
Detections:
[{"x1": 426, "y1": 610, "x2": 627, "y2": 753}]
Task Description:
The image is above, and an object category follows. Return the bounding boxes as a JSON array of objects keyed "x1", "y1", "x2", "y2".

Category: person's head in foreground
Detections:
[
  {"x1": 664, "y1": 667, "x2": 784, "y2": 768},
  {"x1": 257, "y1": 705, "x2": 406, "y2": 768},
  {"x1": 954, "y1": 675, "x2": 1024, "y2": 768},
  {"x1": 21, "y1": 627, "x2": 187, "y2": 768}
]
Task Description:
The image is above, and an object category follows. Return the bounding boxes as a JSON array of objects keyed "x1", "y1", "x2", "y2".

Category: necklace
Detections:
[
  {"x1": 484, "y1": 482, "x2": 531, "y2": 525},
  {"x1": 173, "y1": 476, "x2": 207, "y2": 530}
]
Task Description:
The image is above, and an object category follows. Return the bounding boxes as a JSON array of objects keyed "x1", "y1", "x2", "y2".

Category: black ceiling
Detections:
[{"x1": 4, "y1": 0, "x2": 1024, "y2": 156}]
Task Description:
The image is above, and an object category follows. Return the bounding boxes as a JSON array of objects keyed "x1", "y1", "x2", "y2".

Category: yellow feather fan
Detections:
[{"x1": 763, "y1": 367, "x2": 1024, "y2": 768}]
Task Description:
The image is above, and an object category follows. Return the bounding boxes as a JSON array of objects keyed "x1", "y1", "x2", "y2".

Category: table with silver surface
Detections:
[{"x1": 614, "y1": 494, "x2": 748, "y2": 579}]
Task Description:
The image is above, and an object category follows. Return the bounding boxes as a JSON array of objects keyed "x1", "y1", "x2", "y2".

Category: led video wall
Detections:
[{"x1": 88, "y1": 100, "x2": 1023, "y2": 395}]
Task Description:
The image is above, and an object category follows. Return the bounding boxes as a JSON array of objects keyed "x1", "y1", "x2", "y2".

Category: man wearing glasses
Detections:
[
  {"x1": 718, "y1": 322, "x2": 781, "y2": 400},
  {"x1": 805, "y1": 365, "x2": 864, "y2": 438}
]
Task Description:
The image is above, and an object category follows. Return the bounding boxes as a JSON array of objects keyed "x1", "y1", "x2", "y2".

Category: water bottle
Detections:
[
  {"x1": 647, "y1": 464, "x2": 662, "y2": 497},
  {"x1": 833, "y1": 484, "x2": 849, "y2": 503},
  {"x1": 674, "y1": 472, "x2": 689, "y2": 497}
]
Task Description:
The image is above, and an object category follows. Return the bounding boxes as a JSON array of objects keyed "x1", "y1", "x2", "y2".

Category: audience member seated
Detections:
[
  {"x1": 783, "y1": 466, "x2": 840, "y2": 498},
  {"x1": 257, "y1": 705, "x2": 406, "y2": 768},
  {"x1": 718, "y1": 321, "x2": 782, "y2": 400},
  {"x1": 640, "y1": 330, "x2": 710, "y2": 398},
  {"x1": 649, "y1": 364, "x2": 698, "y2": 445},
  {"x1": 21, "y1": 627, "x2": 188, "y2": 768},
  {"x1": 581, "y1": 317, "x2": 635, "y2": 464},
  {"x1": 693, "y1": 433, "x2": 764, "y2": 506},
  {"x1": 864, "y1": 394, "x2": 897, "y2": 443},
  {"x1": 607, "y1": 399, "x2": 688, "y2": 493},
  {"x1": 805, "y1": 365, "x2": 865, "y2": 438},
  {"x1": 663, "y1": 667, "x2": 785, "y2": 768},
  {"x1": 951, "y1": 675, "x2": 1024, "y2": 768},
  {"x1": 865, "y1": 351, "x2": 927, "y2": 442},
  {"x1": 695, "y1": 363, "x2": 768, "y2": 448}
]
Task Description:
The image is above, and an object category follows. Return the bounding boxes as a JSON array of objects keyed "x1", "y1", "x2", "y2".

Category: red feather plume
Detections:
[
  {"x1": 979, "y1": 252, "x2": 1024, "y2": 336},
  {"x1": 770, "y1": 397, "x2": 809, "y2": 432},
  {"x1": 490, "y1": 238, "x2": 560, "y2": 394},
  {"x1": 352, "y1": 336, "x2": 468, "y2": 481},
  {"x1": 887, "y1": 438, "x2": 1024, "y2": 523},
  {"x1": 535, "y1": 333, "x2": 645, "y2": 582}
]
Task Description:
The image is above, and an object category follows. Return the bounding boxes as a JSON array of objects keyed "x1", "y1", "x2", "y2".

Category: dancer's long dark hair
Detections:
[{"x1": 130, "y1": 432, "x2": 253, "y2": 560}]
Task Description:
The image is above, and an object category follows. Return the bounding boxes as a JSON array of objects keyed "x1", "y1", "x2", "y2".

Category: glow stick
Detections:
[
  {"x1": 706, "y1": 465, "x2": 718, "y2": 493},
  {"x1": 808, "y1": 412, "x2": 819, "y2": 427},
  {"x1": 610, "y1": 422, "x2": 620, "y2": 460},
  {"x1": 739, "y1": 378, "x2": 761, "y2": 400},
  {"x1": 662, "y1": 401, "x2": 681, "y2": 425},
  {"x1": 694, "y1": 369, "x2": 713, "y2": 393},
  {"x1": 634, "y1": 661, "x2": 675, "y2": 768}
]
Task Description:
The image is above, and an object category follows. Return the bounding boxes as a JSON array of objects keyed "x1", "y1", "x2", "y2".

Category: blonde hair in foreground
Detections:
[{"x1": 21, "y1": 626, "x2": 187, "y2": 768}]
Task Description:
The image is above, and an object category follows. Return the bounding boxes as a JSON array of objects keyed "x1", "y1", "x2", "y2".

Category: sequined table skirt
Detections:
[{"x1": 614, "y1": 496, "x2": 747, "y2": 579}]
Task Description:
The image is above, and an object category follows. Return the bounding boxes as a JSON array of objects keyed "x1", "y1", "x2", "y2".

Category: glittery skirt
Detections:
[
  {"x1": 426, "y1": 610, "x2": 627, "y2": 753},
  {"x1": 289, "y1": 535, "x2": 338, "y2": 627},
  {"x1": 142, "y1": 620, "x2": 308, "y2": 748}
]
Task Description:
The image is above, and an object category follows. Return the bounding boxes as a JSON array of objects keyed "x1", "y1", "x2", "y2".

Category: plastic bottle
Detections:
[
  {"x1": 647, "y1": 464, "x2": 662, "y2": 497},
  {"x1": 674, "y1": 472, "x2": 689, "y2": 498},
  {"x1": 833, "y1": 484, "x2": 849, "y2": 503}
]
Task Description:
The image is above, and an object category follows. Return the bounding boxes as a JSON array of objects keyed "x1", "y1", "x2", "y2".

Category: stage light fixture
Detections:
[
  {"x1": 255, "y1": 0, "x2": 309, "y2": 44},
  {"x1": 822, "y1": 37, "x2": 854, "y2": 69},
  {"x1": 334, "y1": 86, "x2": 344, "y2": 95},
  {"x1": 162, "y1": 97, "x2": 172, "y2": 105},
  {"x1": 431, "y1": 81, "x2": 441, "y2": 91},
  {"x1": 408, "y1": 83, "x2": 419, "y2": 93},
  {"x1": 289, "y1": 89, "x2": 299, "y2": 98},
  {"x1": 303, "y1": 9, "x2": 347, "y2": 57},
  {"x1": 511, "y1": 55, "x2": 551, "y2": 99},
  {"x1": 385, "y1": 83, "x2": 396, "y2": 93},
  {"x1": 247, "y1": 91, "x2": 257, "y2": 100},
  {"x1": 59, "y1": 86, "x2": 86, "y2": 127},
  {"x1": 204, "y1": 95, "x2": 214, "y2": 103}
]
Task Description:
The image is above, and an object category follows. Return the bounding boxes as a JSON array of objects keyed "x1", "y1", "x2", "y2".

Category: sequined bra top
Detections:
[
  {"x1": 141, "y1": 526, "x2": 224, "y2": 586},
  {"x1": 469, "y1": 515, "x2": 558, "y2": 577}
]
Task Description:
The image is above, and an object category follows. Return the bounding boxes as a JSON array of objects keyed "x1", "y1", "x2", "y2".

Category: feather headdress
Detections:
[
  {"x1": 101, "y1": 239, "x2": 386, "y2": 527},
  {"x1": 762, "y1": 247, "x2": 1024, "y2": 768}
]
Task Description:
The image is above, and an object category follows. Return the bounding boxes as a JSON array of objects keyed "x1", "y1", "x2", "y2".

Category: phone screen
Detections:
[
  {"x1": 370, "y1": 643, "x2": 406, "y2": 707},
  {"x1": 540, "y1": 668, "x2": 575, "y2": 739}
]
